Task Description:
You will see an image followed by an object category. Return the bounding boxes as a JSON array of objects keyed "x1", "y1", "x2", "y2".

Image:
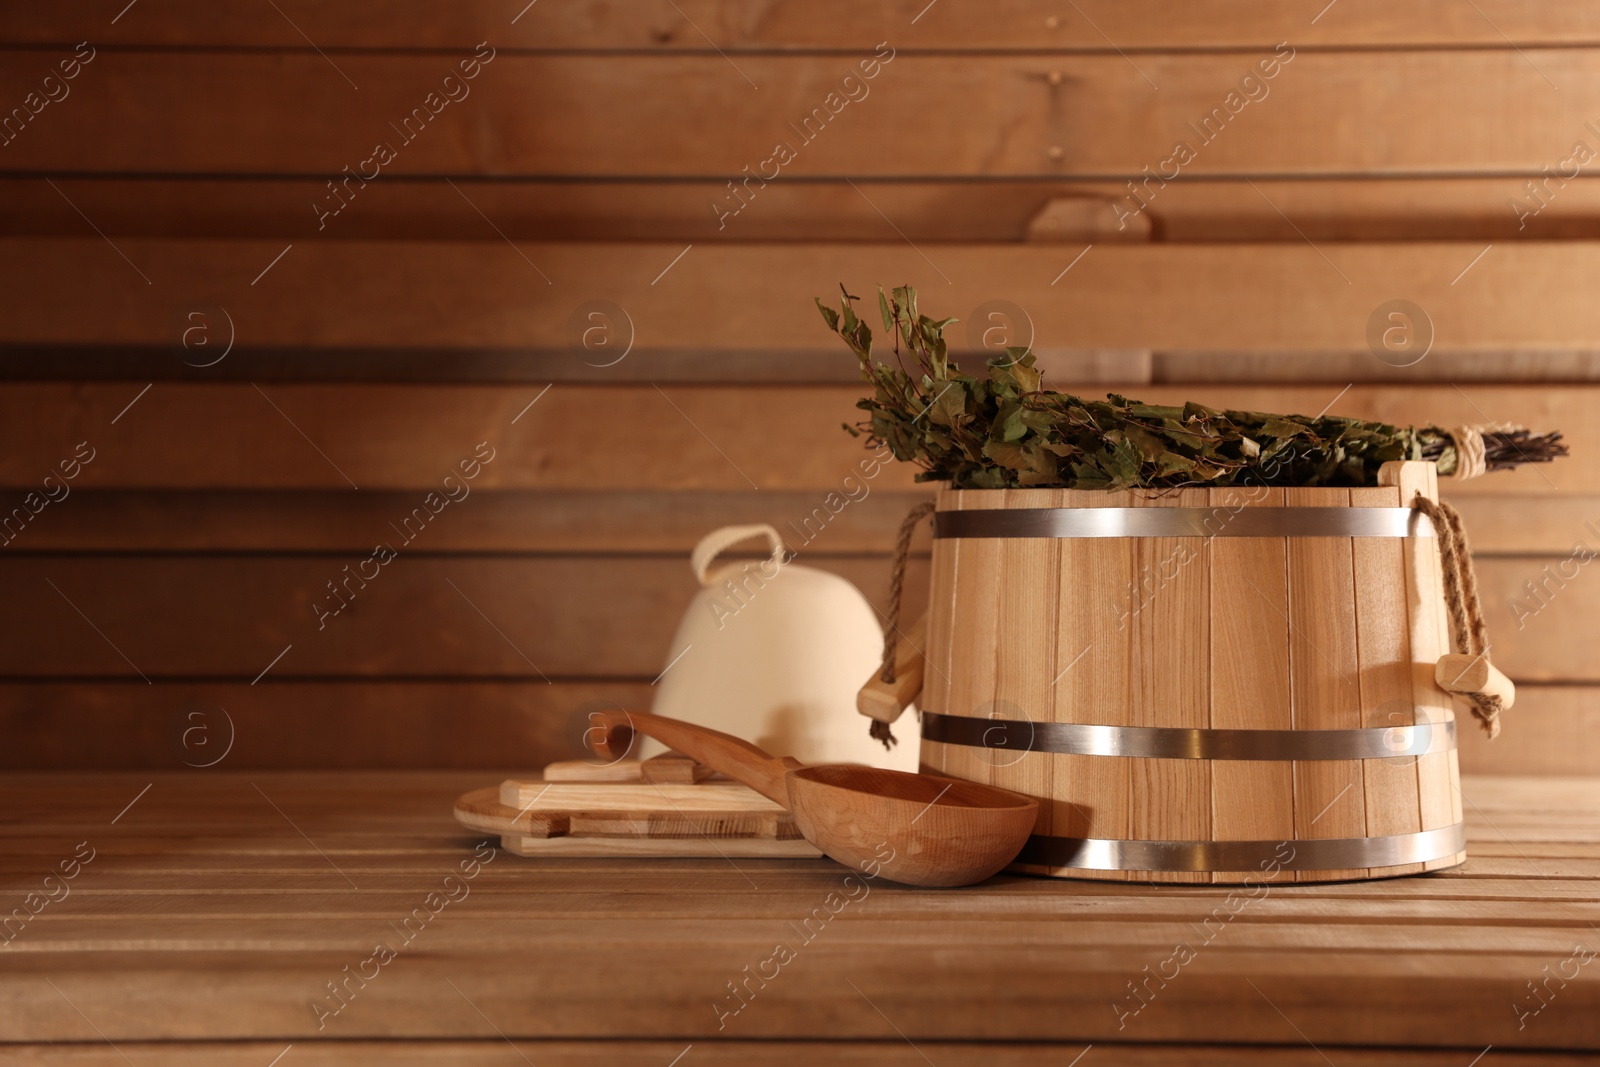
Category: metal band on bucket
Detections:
[
  {"x1": 1015, "y1": 823, "x2": 1467, "y2": 872},
  {"x1": 933, "y1": 506, "x2": 1433, "y2": 540},
  {"x1": 922, "y1": 711, "x2": 1456, "y2": 761}
]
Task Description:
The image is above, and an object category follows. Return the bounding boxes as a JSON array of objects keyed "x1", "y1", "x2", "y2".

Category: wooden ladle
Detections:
[{"x1": 589, "y1": 710, "x2": 1038, "y2": 887}]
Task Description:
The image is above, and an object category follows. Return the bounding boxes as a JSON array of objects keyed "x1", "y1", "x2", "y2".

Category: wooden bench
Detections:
[{"x1": 1, "y1": 770, "x2": 1596, "y2": 1062}]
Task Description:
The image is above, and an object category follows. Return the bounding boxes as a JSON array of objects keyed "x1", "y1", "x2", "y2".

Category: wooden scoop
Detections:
[{"x1": 588, "y1": 711, "x2": 1038, "y2": 888}]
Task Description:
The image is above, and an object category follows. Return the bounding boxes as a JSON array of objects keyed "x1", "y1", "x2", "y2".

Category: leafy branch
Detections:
[{"x1": 819, "y1": 285, "x2": 1567, "y2": 490}]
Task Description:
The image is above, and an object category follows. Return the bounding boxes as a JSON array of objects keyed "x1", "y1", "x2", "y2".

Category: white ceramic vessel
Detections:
[{"x1": 649, "y1": 524, "x2": 918, "y2": 771}]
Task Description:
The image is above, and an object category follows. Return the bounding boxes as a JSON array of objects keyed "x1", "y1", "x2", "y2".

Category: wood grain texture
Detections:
[
  {"x1": 1440, "y1": 496, "x2": 1600, "y2": 554},
  {"x1": 458, "y1": 781, "x2": 816, "y2": 856},
  {"x1": 541, "y1": 759, "x2": 646, "y2": 784},
  {"x1": 9, "y1": 51, "x2": 1600, "y2": 178},
  {"x1": 931, "y1": 491, "x2": 1008, "y2": 791},
  {"x1": 1351, "y1": 485, "x2": 1425, "y2": 876},
  {"x1": 638, "y1": 753, "x2": 716, "y2": 785},
  {"x1": 20, "y1": 240, "x2": 1600, "y2": 356},
  {"x1": 497, "y1": 780, "x2": 784, "y2": 813},
  {"x1": 1129, "y1": 487, "x2": 1211, "y2": 882},
  {"x1": 1155, "y1": 352, "x2": 1600, "y2": 385},
  {"x1": 1207, "y1": 486, "x2": 1295, "y2": 882},
  {"x1": 1033, "y1": 488, "x2": 1135, "y2": 880},
  {"x1": 1458, "y1": 686, "x2": 1600, "y2": 776},
  {"x1": 989, "y1": 489, "x2": 1061, "y2": 841},
  {"x1": 4, "y1": 1043, "x2": 1597, "y2": 1067},
  {"x1": 1377, "y1": 463, "x2": 1466, "y2": 873},
  {"x1": 0, "y1": 555, "x2": 928, "y2": 680},
  {"x1": 856, "y1": 611, "x2": 925, "y2": 724},
  {"x1": 9, "y1": 346, "x2": 1600, "y2": 388},
  {"x1": 0, "y1": 681, "x2": 645, "y2": 770},
  {"x1": 12, "y1": 1, "x2": 1600, "y2": 49},
  {"x1": 916, "y1": 498, "x2": 959, "y2": 778},
  {"x1": 0, "y1": 771, "x2": 1595, "y2": 1052},
  {"x1": 0, "y1": 490, "x2": 937, "y2": 553},
  {"x1": 1470, "y1": 553, "x2": 1600, "y2": 682},
  {"x1": 0, "y1": 488, "x2": 1582, "y2": 555},
  {"x1": 5, "y1": 1043, "x2": 1600, "y2": 1067},
  {"x1": 17, "y1": 176, "x2": 1600, "y2": 246},
  {"x1": 501, "y1": 834, "x2": 820, "y2": 857},
  {"x1": 0, "y1": 380, "x2": 919, "y2": 492},
  {"x1": 0, "y1": 383, "x2": 1585, "y2": 495},
  {"x1": 1285, "y1": 487, "x2": 1368, "y2": 879}
]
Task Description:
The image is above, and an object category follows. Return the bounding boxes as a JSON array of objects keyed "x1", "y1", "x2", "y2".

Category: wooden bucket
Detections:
[{"x1": 916, "y1": 460, "x2": 1467, "y2": 883}]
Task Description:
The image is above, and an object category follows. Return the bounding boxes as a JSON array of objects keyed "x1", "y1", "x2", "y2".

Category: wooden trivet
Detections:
[{"x1": 453, "y1": 754, "x2": 820, "y2": 858}]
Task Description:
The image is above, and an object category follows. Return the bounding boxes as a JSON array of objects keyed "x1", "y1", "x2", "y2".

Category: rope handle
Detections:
[
  {"x1": 864, "y1": 500, "x2": 936, "y2": 750},
  {"x1": 1412, "y1": 494, "x2": 1507, "y2": 738},
  {"x1": 879, "y1": 501, "x2": 936, "y2": 684},
  {"x1": 689, "y1": 524, "x2": 787, "y2": 587}
]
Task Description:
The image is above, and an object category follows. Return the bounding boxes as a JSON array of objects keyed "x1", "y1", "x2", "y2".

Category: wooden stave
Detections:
[{"x1": 920, "y1": 463, "x2": 1462, "y2": 884}]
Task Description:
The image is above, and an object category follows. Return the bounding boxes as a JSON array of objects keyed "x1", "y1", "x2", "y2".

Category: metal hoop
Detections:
[
  {"x1": 922, "y1": 711, "x2": 1456, "y2": 761},
  {"x1": 1015, "y1": 824, "x2": 1467, "y2": 872},
  {"x1": 933, "y1": 506, "x2": 1434, "y2": 540}
]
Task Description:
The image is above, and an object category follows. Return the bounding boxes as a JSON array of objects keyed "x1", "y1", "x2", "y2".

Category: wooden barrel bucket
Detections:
[{"x1": 917, "y1": 460, "x2": 1466, "y2": 883}]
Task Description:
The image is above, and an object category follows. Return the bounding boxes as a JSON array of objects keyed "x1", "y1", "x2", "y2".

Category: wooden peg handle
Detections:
[
  {"x1": 586, "y1": 710, "x2": 798, "y2": 805},
  {"x1": 857, "y1": 612, "x2": 927, "y2": 725},
  {"x1": 1435, "y1": 653, "x2": 1516, "y2": 712},
  {"x1": 640, "y1": 751, "x2": 715, "y2": 784}
]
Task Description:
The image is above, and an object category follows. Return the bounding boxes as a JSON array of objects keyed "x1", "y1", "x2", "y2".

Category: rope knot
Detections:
[
  {"x1": 1447, "y1": 426, "x2": 1489, "y2": 480},
  {"x1": 1412, "y1": 493, "x2": 1501, "y2": 738}
]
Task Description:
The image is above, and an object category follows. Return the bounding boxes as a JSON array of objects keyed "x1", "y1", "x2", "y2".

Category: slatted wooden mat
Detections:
[
  {"x1": 1, "y1": 772, "x2": 1596, "y2": 1063},
  {"x1": 453, "y1": 780, "x2": 820, "y2": 857}
]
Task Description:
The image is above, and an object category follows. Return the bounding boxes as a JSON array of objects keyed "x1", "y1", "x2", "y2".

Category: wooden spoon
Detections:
[{"x1": 588, "y1": 710, "x2": 1038, "y2": 887}]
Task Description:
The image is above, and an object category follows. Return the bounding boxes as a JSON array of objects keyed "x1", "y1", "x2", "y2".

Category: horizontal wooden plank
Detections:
[
  {"x1": 0, "y1": 555, "x2": 929, "y2": 680},
  {"x1": 3, "y1": 51, "x2": 1599, "y2": 178},
  {"x1": 6, "y1": 859, "x2": 1596, "y2": 903},
  {"x1": 2, "y1": 839, "x2": 1594, "y2": 884},
  {"x1": 0, "y1": 382, "x2": 1583, "y2": 494},
  {"x1": 1459, "y1": 687, "x2": 1600, "y2": 777},
  {"x1": 11, "y1": 0, "x2": 1600, "y2": 50},
  {"x1": 11, "y1": 177, "x2": 1600, "y2": 244},
  {"x1": 1476, "y1": 558, "x2": 1600, "y2": 683},
  {"x1": 12, "y1": 910, "x2": 1600, "y2": 956},
  {"x1": 1154, "y1": 352, "x2": 1600, "y2": 384},
  {"x1": 0, "y1": 680, "x2": 1589, "y2": 772},
  {"x1": 1, "y1": 490, "x2": 1582, "y2": 555},
  {"x1": 13, "y1": 240, "x2": 1600, "y2": 354},
  {"x1": 0, "y1": 346, "x2": 1594, "y2": 385},
  {"x1": 1467, "y1": 775, "x2": 1600, "y2": 813},
  {"x1": 1447, "y1": 497, "x2": 1600, "y2": 554},
  {"x1": 0, "y1": 490, "x2": 939, "y2": 553},
  {"x1": 0, "y1": 772, "x2": 1594, "y2": 1050},
  {"x1": 2, "y1": 948, "x2": 1593, "y2": 1045},
  {"x1": 0, "y1": 350, "x2": 1145, "y2": 386},
  {"x1": 0, "y1": 681, "x2": 650, "y2": 771},
  {"x1": 0, "y1": 552, "x2": 1588, "y2": 680},
  {"x1": 3, "y1": 1041, "x2": 1596, "y2": 1067},
  {"x1": 0, "y1": 381, "x2": 920, "y2": 492}
]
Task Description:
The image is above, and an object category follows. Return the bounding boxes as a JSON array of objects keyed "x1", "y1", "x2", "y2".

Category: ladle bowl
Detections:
[{"x1": 590, "y1": 711, "x2": 1038, "y2": 887}]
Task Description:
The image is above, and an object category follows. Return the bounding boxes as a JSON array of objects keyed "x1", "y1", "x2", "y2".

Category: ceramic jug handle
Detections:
[{"x1": 690, "y1": 524, "x2": 788, "y2": 586}]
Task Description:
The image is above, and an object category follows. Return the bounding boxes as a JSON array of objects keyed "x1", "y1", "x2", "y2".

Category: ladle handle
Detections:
[{"x1": 587, "y1": 710, "x2": 798, "y2": 806}]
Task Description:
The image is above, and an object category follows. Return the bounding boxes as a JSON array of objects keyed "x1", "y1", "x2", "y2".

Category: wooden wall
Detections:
[{"x1": 1, "y1": 2, "x2": 1596, "y2": 774}]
